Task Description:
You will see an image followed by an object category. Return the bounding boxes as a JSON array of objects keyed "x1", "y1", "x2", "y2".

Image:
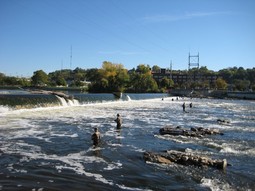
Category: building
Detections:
[{"x1": 151, "y1": 68, "x2": 219, "y2": 85}]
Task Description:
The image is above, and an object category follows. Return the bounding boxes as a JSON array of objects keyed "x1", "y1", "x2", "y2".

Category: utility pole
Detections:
[
  {"x1": 70, "y1": 45, "x2": 72, "y2": 70},
  {"x1": 61, "y1": 59, "x2": 63, "y2": 74},
  {"x1": 169, "y1": 60, "x2": 172, "y2": 80}
]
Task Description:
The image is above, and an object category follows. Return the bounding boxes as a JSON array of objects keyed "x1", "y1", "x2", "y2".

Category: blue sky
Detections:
[{"x1": 0, "y1": 0, "x2": 254, "y2": 77}]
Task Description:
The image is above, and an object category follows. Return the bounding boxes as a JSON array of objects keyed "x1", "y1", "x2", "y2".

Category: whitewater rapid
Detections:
[{"x1": 0, "y1": 96, "x2": 254, "y2": 190}]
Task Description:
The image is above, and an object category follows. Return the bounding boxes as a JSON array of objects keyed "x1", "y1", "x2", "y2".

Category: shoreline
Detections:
[{"x1": 170, "y1": 89, "x2": 255, "y2": 100}]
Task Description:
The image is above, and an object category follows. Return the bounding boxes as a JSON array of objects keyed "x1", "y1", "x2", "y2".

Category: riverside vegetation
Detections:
[{"x1": 1, "y1": 61, "x2": 255, "y2": 93}]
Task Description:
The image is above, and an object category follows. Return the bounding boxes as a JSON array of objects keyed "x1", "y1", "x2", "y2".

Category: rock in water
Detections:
[
  {"x1": 159, "y1": 125, "x2": 224, "y2": 137},
  {"x1": 143, "y1": 150, "x2": 228, "y2": 170}
]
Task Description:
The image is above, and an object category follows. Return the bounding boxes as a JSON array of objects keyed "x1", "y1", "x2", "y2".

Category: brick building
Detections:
[{"x1": 151, "y1": 68, "x2": 218, "y2": 84}]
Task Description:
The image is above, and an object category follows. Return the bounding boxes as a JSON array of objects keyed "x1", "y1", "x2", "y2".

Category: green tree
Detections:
[
  {"x1": 114, "y1": 65, "x2": 129, "y2": 92},
  {"x1": 218, "y1": 68, "x2": 234, "y2": 83},
  {"x1": 56, "y1": 75, "x2": 67, "y2": 86},
  {"x1": 0, "y1": 73, "x2": 6, "y2": 85},
  {"x1": 128, "y1": 64, "x2": 158, "y2": 92},
  {"x1": 0, "y1": 73, "x2": 30, "y2": 86},
  {"x1": 73, "y1": 67, "x2": 86, "y2": 85},
  {"x1": 247, "y1": 68, "x2": 255, "y2": 82},
  {"x1": 136, "y1": 64, "x2": 151, "y2": 74},
  {"x1": 152, "y1": 65, "x2": 161, "y2": 73},
  {"x1": 48, "y1": 71, "x2": 67, "y2": 86},
  {"x1": 198, "y1": 66, "x2": 214, "y2": 75},
  {"x1": 31, "y1": 70, "x2": 48, "y2": 86},
  {"x1": 233, "y1": 79, "x2": 250, "y2": 91},
  {"x1": 99, "y1": 61, "x2": 124, "y2": 92},
  {"x1": 234, "y1": 67, "x2": 247, "y2": 80},
  {"x1": 3, "y1": 76, "x2": 18, "y2": 85},
  {"x1": 87, "y1": 69, "x2": 104, "y2": 92},
  {"x1": 85, "y1": 68, "x2": 100, "y2": 82},
  {"x1": 215, "y1": 77, "x2": 228, "y2": 90},
  {"x1": 202, "y1": 80, "x2": 210, "y2": 89},
  {"x1": 88, "y1": 61, "x2": 129, "y2": 92},
  {"x1": 247, "y1": 68, "x2": 255, "y2": 90},
  {"x1": 99, "y1": 61, "x2": 118, "y2": 92},
  {"x1": 160, "y1": 77, "x2": 174, "y2": 90}
]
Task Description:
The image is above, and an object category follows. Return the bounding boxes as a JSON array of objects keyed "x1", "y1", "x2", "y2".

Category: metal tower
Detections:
[
  {"x1": 188, "y1": 52, "x2": 200, "y2": 87},
  {"x1": 169, "y1": 60, "x2": 172, "y2": 79},
  {"x1": 70, "y1": 45, "x2": 73, "y2": 70},
  {"x1": 188, "y1": 52, "x2": 199, "y2": 70}
]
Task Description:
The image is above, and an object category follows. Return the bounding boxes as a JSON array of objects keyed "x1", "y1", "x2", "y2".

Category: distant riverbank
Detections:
[
  {"x1": 0, "y1": 86, "x2": 86, "y2": 92},
  {"x1": 170, "y1": 89, "x2": 255, "y2": 100}
]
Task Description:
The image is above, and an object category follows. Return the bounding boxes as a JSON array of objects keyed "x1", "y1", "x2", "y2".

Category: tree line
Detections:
[{"x1": 0, "y1": 61, "x2": 255, "y2": 92}]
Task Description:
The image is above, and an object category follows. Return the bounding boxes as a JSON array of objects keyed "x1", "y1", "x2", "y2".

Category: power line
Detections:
[
  {"x1": 43, "y1": 0, "x2": 151, "y2": 53},
  {"x1": 109, "y1": 0, "x2": 171, "y2": 53}
]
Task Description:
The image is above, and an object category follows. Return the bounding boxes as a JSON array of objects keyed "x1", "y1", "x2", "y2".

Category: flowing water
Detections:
[{"x1": 0, "y1": 93, "x2": 254, "y2": 191}]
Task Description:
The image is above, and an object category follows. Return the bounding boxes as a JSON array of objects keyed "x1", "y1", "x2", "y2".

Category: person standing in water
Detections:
[
  {"x1": 114, "y1": 114, "x2": 122, "y2": 129},
  {"x1": 182, "y1": 102, "x2": 186, "y2": 112},
  {"x1": 190, "y1": 102, "x2": 193, "y2": 108},
  {"x1": 91, "y1": 127, "x2": 101, "y2": 147}
]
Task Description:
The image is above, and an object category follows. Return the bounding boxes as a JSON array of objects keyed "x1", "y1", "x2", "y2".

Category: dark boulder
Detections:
[
  {"x1": 159, "y1": 126, "x2": 223, "y2": 137},
  {"x1": 217, "y1": 119, "x2": 230, "y2": 125},
  {"x1": 144, "y1": 150, "x2": 228, "y2": 170}
]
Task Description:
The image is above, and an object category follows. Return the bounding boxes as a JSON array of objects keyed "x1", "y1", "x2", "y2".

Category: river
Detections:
[{"x1": 0, "y1": 93, "x2": 254, "y2": 190}]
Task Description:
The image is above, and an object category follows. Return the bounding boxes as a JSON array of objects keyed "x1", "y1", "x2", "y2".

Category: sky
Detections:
[{"x1": 0, "y1": 0, "x2": 255, "y2": 77}]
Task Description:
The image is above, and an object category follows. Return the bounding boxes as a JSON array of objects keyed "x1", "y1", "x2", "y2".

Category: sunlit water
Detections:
[{"x1": 0, "y1": 95, "x2": 255, "y2": 190}]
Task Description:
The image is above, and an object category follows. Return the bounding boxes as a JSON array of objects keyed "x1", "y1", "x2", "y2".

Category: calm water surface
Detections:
[{"x1": 0, "y1": 94, "x2": 254, "y2": 190}]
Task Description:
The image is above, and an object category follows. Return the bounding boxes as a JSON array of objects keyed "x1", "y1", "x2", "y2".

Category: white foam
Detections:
[
  {"x1": 0, "y1": 105, "x2": 12, "y2": 114},
  {"x1": 108, "y1": 143, "x2": 122, "y2": 147},
  {"x1": 2, "y1": 145, "x2": 115, "y2": 186},
  {"x1": 32, "y1": 188, "x2": 44, "y2": 191},
  {"x1": 117, "y1": 184, "x2": 153, "y2": 191},
  {"x1": 116, "y1": 135, "x2": 125, "y2": 139},
  {"x1": 134, "y1": 148, "x2": 146, "y2": 153},
  {"x1": 154, "y1": 134, "x2": 193, "y2": 144},
  {"x1": 127, "y1": 144, "x2": 146, "y2": 153},
  {"x1": 49, "y1": 133, "x2": 78, "y2": 138},
  {"x1": 53, "y1": 153, "x2": 113, "y2": 185},
  {"x1": 206, "y1": 142, "x2": 224, "y2": 150},
  {"x1": 220, "y1": 145, "x2": 255, "y2": 156},
  {"x1": 220, "y1": 147, "x2": 239, "y2": 154},
  {"x1": 86, "y1": 146, "x2": 105, "y2": 153},
  {"x1": 200, "y1": 178, "x2": 233, "y2": 191},
  {"x1": 104, "y1": 161, "x2": 122, "y2": 170}
]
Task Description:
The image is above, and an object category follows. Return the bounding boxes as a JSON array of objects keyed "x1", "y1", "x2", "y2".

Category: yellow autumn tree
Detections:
[{"x1": 216, "y1": 77, "x2": 228, "y2": 90}]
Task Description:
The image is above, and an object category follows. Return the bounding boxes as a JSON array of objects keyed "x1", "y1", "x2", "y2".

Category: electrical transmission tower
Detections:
[
  {"x1": 188, "y1": 52, "x2": 200, "y2": 88},
  {"x1": 188, "y1": 52, "x2": 199, "y2": 70}
]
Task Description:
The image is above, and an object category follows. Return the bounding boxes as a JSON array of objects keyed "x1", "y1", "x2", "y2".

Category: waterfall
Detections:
[
  {"x1": 0, "y1": 94, "x2": 60, "y2": 108},
  {"x1": 55, "y1": 95, "x2": 80, "y2": 106},
  {"x1": 56, "y1": 96, "x2": 68, "y2": 106},
  {"x1": 126, "y1": 95, "x2": 131, "y2": 101}
]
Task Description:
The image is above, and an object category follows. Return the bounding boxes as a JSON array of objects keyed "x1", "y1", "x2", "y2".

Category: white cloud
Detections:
[
  {"x1": 98, "y1": 50, "x2": 148, "y2": 55},
  {"x1": 140, "y1": 11, "x2": 232, "y2": 23}
]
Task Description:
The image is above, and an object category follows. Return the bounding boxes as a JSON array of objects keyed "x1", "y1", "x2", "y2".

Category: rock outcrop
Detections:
[
  {"x1": 143, "y1": 150, "x2": 228, "y2": 170},
  {"x1": 159, "y1": 126, "x2": 223, "y2": 137},
  {"x1": 217, "y1": 119, "x2": 230, "y2": 124}
]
